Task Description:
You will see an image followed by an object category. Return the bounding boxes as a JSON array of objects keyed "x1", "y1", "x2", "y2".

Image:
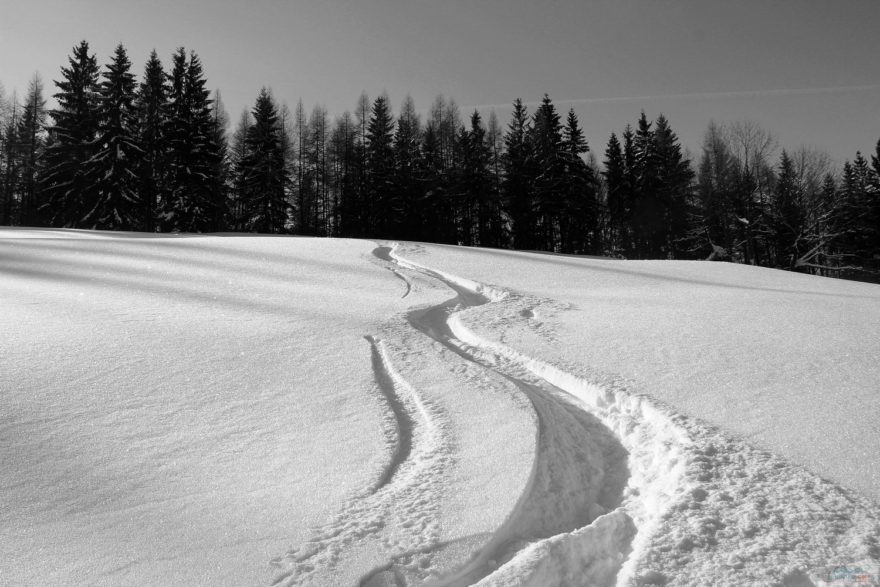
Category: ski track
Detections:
[
  {"x1": 269, "y1": 243, "x2": 689, "y2": 586},
  {"x1": 372, "y1": 244, "x2": 412, "y2": 298},
  {"x1": 270, "y1": 335, "x2": 453, "y2": 587},
  {"x1": 380, "y1": 244, "x2": 694, "y2": 587},
  {"x1": 272, "y1": 242, "x2": 880, "y2": 587}
]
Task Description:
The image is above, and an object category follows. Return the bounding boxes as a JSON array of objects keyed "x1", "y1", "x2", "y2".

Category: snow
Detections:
[{"x1": 2, "y1": 228, "x2": 879, "y2": 586}]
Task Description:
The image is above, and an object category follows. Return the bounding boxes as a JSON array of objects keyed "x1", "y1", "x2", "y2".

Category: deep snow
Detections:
[{"x1": 2, "y1": 229, "x2": 879, "y2": 586}]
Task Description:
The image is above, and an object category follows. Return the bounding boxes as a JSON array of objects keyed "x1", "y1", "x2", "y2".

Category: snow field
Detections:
[
  {"x1": 0, "y1": 232, "x2": 431, "y2": 585},
  {"x1": 3, "y1": 230, "x2": 879, "y2": 586},
  {"x1": 394, "y1": 242, "x2": 880, "y2": 585}
]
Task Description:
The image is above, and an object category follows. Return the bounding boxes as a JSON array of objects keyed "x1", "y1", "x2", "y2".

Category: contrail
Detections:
[{"x1": 467, "y1": 84, "x2": 880, "y2": 110}]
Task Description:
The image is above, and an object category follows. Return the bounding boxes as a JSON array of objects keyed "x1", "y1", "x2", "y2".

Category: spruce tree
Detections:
[
  {"x1": 393, "y1": 95, "x2": 423, "y2": 239},
  {"x1": 209, "y1": 89, "x2": 230, "y2": 231},
  {"x1": 868, "y1": 140, "x2": 880, "y2": 270},
  {"x1": 838, "y1": 153, "x2": 877, "y2": 275},
  {"x1": 631, "y1": 111, "x2": 661, "y2": 257},
  {"x1": 771, "y1": 150, "x2": 802, "y2": 268},
  {"x1": 560, "y1": 108, "x2": 598, "y2": 253},
  {"x1": 621, "y1": 125, "x2": 638, "y2": 255},
  {"x1": 451, "y1": 111, "x2": 494, "y2": 246},
  {"x1": 40, "y1": 40, "x2": 101, "y2": 227},
  {"x1": 530, "y1": 94, "x2": 565, "y2": 250},
  {"x1": 135, "y1": 50, "x2": 168, "y2": 232},
  {"x1": 486, "y1": 111, "x2": 506, "y2": 247},
  {"x1": 603, "y1": 132, "x2": 628, "y2": 254},
  {"x1": 653, "y1": 114, "x2": 694, "y2": 258},
  {"x1": 241, "y1": 88, "x2": 288, "y2": 233},
  {"x1": 503, "y1": 98, "x2": 533, "y2": 249},
  {"x1": 85, "y1": 44, "x2": 141, "y2": 230},
  {"x1": 162, "y1": 49, "x2": 222, "y2": 232},
  {"x1": 366, "y1": 94, "x2": 395, "y2": 237}
]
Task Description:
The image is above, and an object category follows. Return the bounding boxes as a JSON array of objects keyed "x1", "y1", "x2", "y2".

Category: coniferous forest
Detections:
[{"x1": 2, "y1": 42, "x2": 879, "y2": 281}]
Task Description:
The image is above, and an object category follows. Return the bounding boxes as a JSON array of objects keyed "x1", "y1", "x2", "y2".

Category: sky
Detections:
[{"x1": 1, "y1": 0, "x2": 879, "y2": 165}]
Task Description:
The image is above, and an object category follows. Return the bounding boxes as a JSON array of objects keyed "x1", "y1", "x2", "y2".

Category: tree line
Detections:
[{"x1": 1, "y1": 41, "x2": 878, "y2": 281}]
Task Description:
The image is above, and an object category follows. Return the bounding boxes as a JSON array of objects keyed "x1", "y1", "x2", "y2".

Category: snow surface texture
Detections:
[{"x1": 2, "y1": 229, "x2": 879, "y2": 586}]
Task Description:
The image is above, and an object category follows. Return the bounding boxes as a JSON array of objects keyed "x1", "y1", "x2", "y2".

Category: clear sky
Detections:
[{"x1": 2, "y1": 0, "x2": 879, "y2": 165}]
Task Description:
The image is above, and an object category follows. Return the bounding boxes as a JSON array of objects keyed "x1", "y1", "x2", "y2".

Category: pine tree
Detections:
[
  {"x1": 85, "y1": 44, "x2": 141, "y2": 230},
  {"x1": 837, "y1": 152, "x2": 877, "y2": 275},
  {"x1": 0, "y1": 91, "x2": 19, "y2": 225},
  {"x1": 530, "y1": 94, "x2": 565, "y2": 250},
  {"x1": 451, "y1": 111, "x2": 495, "y2": 246},
  {"x1": 209, "y1": 89, "x2": 230, "y2": 230},
  {"x1": 162, "y1": 49, "x2": 222, "y2": 232},
  {"x1": 229, "y1": 109, "x2": 251, "y2": 231},
  {"x1": 653, "y1": 114, "x2": 694, "y2": 258},
  {"x1": 630, "y1": 111, "x2": 661, "y2": 257},
  {"x1": 867, "y1": 140, "x2": 880, "y2": 270},
  {"x1": 332, "y1": 110, "x2": 358, "y2": 237},
  {"x1": 771, "y1": 150, "x2": 802, "y2": 268},
  {"x1": 308, "y1": 105, "x2": 329, "y2": 235},
  {"x1": 366, "y1": 94, "x2": 395, "y2": 237},
  {"x1": 486, "y1": 110, "x2": 506, "y2": 247},
  {"x1": 40, "y1": 40, "x2": 101, "y2": 227},
  {"x1": 603, "y1": 132, "x2": 628, "y2": 254},
  {"x1": 620, "y1": 124, "x2": 638, "y2": 255},
  {"x1": 293, "y1": 99, "x2": 312, "y2": 234},
  {"x1": 135, "y1": 50, "x2": 168, "y2": 232},
  {"x1": 241, "y1": 88, "x2": 288, "y2": 233},
  {"x1": 420, "y1": 120, "x2": 453, "y2": 243},
  {"x1": 503, "y1": 98, "x2": 533, "y2": 249},
  {"x1": 16, "y1": 75, "x2": 47, "y2": 226},
  {"x1": 278, "y1": 102, "x2": 295, "y2": 230},
  {"x1": 393, "y1": 95, "x2": 423, "y2": 239},
  {"x1": 560, "y1": 108, "x2": 598, "y2": 253},
  {"x1": 348, "y1": 91, "x2": 370, "y2": 237}
]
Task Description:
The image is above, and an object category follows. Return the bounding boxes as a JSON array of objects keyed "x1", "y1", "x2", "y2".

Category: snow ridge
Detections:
[{"x1": 385, "y1": 245, "x2": 691, "y2": 586}]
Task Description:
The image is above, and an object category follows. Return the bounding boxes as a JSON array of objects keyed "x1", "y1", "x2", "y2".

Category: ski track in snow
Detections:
[
  {"x1": 373, "y1": 245, "x2": 412, "y2": 299},
  {"x1": 270, "y1": 334, "x2": 453, "y2": 587},
  {"x1": 273, "y1": 242, "x2": 880, "y2": 587},
  {"x1": 382, "y1": 245, "x2": 690, "y2": 587}
]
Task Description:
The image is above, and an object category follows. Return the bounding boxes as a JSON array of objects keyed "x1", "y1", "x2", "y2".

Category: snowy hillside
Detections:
[{"x1": 2, "y1": 228, "x2": 878, "y2": 587}]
